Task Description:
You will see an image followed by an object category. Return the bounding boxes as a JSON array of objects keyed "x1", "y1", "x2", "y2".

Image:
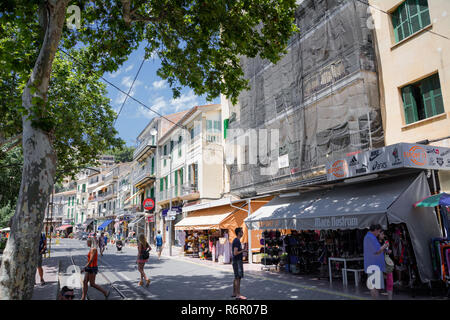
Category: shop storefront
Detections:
[
  {"x1": 176, "y1": 197, "x2": 273, "y2": 264},
  {"x1": 245, "y1": 143, "x2": 450, "y2": 290},
  {"x1": 56, "y1": 224, "x2": 73, "y2": 238},
  {"x1": 82, "y1": 218, "x2": 94, "y2": 232}
]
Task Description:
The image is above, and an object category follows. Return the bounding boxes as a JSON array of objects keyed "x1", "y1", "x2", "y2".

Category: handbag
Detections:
[{"x1": 385, "y1": 254, "x2": 394, "y2": 273}]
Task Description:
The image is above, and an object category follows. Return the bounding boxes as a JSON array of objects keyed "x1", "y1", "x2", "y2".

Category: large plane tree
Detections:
[{"x1": 0, "y1": 0, "x2": 297, "y2": 299}]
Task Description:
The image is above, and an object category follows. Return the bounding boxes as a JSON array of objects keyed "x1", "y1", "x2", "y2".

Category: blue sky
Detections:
[{"x1": 103, "y1": 44, "x2": 219, "y2": 147}]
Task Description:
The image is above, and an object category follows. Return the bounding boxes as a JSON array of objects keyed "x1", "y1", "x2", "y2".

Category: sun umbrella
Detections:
[{"x1": 413, "y1": 193, "x2": 450, "y2": 208}]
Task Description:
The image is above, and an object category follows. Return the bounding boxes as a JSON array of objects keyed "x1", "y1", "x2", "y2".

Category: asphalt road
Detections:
[{"x1": 52, "y1": 238, "x2": 375, "y2": 300}]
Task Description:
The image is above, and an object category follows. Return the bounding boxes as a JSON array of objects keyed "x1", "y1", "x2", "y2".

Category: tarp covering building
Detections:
[{"x1": 225, "y1": 0, "x2": 384, "y2": 197}]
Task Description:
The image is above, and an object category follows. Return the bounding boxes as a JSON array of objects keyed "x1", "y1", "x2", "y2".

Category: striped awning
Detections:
[{"x1": 124, "y1": 189, "x2": 144, "y2": 204}]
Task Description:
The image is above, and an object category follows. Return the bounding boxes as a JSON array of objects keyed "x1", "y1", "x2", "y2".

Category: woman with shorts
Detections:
[
  {"x1": 137, "y1": 234, "x2": 151, "y2": 287},
  {"x1": 81, "y1": 238, "x2": 110, "y2": 300}
]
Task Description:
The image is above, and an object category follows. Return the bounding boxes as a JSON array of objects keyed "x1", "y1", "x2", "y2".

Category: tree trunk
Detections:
[{"x1": 0, "y1": 0, "x2": 68, "y2": 300}]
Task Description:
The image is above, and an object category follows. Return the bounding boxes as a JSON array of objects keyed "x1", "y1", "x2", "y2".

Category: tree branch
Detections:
[
  {"x1": 0, "y1": 134, "x2": 22, "y2": 149},
  {"x1": 121, "y1": 0, "x2": 162, "y2": 25}
]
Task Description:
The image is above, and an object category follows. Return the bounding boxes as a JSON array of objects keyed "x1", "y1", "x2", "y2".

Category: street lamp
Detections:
[{"x1": 161, "y1": 154, "x2": 173, "y2": 256}]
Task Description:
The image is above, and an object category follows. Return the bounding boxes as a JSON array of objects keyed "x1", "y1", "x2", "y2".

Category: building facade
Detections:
[
  {"x1": 222, "y1": 0, "x2": 384, "y2": 197},
  {"x1": 369, "y1": 0, "x2": 450, "y2": 191}
]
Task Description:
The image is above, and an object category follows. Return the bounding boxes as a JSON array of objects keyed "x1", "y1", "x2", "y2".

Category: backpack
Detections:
[{"x1": 141, "y1": 244, "x2": 150, "y2": 260}]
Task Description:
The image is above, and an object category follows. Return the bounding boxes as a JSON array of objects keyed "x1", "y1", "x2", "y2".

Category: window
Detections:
[
  {"x1": 170, "y1": 140, "x2": 174, "y2": 153},
  {"x1": 206, "y1": 120, "x2": 213, "y2": 132},
  {"x1": 82, "y1": 184, "x2": 86, "y2": 192},
  {"x1": 392, "y1": 0, "x2": 430, "y2": 43},
  {"x1": 150, "y1": 187, "x2": 154, "y2": 198},
  {"x1": 178, "y1": 136, "x2": 182, "y2": 157},
  {"x1": 165, "y1": 176, "x2": 168, "y2": 190},
  {"x1": 190, "y1": 127, "x2": 195, "y2": 140},
  {"x1": 214, "y1": 120, "x2": 221, "y2": 132},
  {"x1": 151, "y1": 157, "x2": 154, "y2": 174},
  {"x1": 67, "y1": 208, "x2": 70, "y2": 217},
  {"x1": 164, "y1": 144, "x2": 167, "y2": 155},
  {"x1": 160, "y1": 178, "x2": 164, "y2": 191},
  {"x1": 401, "y1": 73, "x2": 444, "y2": 124}
]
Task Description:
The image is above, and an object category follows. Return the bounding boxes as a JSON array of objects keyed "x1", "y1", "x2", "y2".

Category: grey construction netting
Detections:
[{"x1": 227, "y1": 0, "x2": 384, "y2": 197}]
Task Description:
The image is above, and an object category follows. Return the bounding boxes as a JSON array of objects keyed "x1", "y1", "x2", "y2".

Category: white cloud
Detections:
[
  {"x1": 125, "y1": 64, "x2": 134, "y2": 72},
  {"x1": 152, "y1": 79, "x2": 167, "y2": 89},
  {"x1": 109, "y1": 69, "x2": 122, "y2": 79},
  {"x1": 170, "y1": 90, "x2": 199, "y2": 112},
  {"x1": 120, "y1": 75, "x2": 143, "y2": 91}
]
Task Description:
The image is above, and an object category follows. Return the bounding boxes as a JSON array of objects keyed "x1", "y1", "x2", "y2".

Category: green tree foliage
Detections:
[
  {"x1": 0, "y1": 203, "x2": 15, "y2": 229},
  {"x1": 108, "y1": 145, "x2": 136, "y2": 163},
  {"x1": 0, "y1": 145, "x2": 22, "y2": 209}
]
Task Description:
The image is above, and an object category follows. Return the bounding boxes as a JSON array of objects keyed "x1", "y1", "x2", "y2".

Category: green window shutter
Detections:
[
  {"x1": 402, "y1": 86, "x2": 419, "y2": 124},
  {"x1": 151, "y1": 157, "x2": 155, "y2": 174},
  {"x1": 170, "y1": 141, "x2": 174, "y2": 153},
  {"x1": 175, "y1": 171, "x2": 178, "y2": 186},
  {"x1": 68, "y1": 208, "x2": 70, "y2": 217},
  {"x1": 407, "y1": 0, "x2": 430, "y2": 34},
  {"x1": 160, "y1": 179, "x2": 164, "y2": 191},
  {"x1": 82, "y1": 184, "x2": 86, "y2": 192},
  {"x1": 393, "y1": 1, "x2": 411, "y2": 42},
  {"x1": 150, "y1": 187, "x2": 154, "y2": 198},
  {"x1": 165, "y1": 176, "x2": 168, "y2": 189},
  {"x1": 224, "y1": 119, "x2": 229, "y2": 139},
  {"x1": 421, "y1": 73, "x2": 444, "y2": 117},
  {"x1": 164, "y1": 145, "x2": 167, "y2": 155},
  {"x1": 180, "y1": 168, "x2": 183, "y2": 185}
]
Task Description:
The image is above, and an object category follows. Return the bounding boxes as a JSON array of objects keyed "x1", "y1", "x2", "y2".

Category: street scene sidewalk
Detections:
[
  {"x1": 31, "y1": 255, "x2": 60, "y2": 300},
  {"x1": 20, "y1": 240, "x2": 448, "y2": 300}
]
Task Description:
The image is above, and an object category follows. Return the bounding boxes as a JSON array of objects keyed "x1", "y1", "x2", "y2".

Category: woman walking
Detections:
[
  {"x1": 137, "y1": 234, "x2": 151, "y2": 287},
  {"x1": 81, "y1": 238, "x2": 110, "y2": 300}
]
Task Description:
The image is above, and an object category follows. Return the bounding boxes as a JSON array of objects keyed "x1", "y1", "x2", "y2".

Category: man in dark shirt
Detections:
[{"x1": 232, "y1": 227, "x2": 246, "y2": 300}]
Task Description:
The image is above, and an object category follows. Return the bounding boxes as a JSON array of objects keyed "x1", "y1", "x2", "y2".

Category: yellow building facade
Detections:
[{"x1": 369, "y1": 0, "x2": 450, "y2": 190}]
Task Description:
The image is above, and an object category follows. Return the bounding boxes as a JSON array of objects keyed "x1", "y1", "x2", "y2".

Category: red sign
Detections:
[
  {"x1": 403, "y1": 145, "x2": 427, "y2": 166},
  {"x1": 143, "y1": 198, "x2": 155, "y2": 211},
  {"x1": 146, "y1": 216, "x2": 154, "y2": 223},
  {"x1": 327, "y1": 160, "x2": 349, "y2": 178}
]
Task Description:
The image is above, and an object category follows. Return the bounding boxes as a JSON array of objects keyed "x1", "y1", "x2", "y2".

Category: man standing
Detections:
[
  {"x1": 364, "y1": 224, "x2": 389, "y2": 299},
  {"x1": 36, "y1": 232, "x2": 47, "y2": 286},
  {"x1": 232, "y1": 227, "x2": 246, "y2": 300},
  {"x1": 155, "y1": 230, "x2": 163, "y2": 259}
]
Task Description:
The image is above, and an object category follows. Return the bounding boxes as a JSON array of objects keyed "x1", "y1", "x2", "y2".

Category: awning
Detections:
[
  {"x1": 82, "y1": 219, "x2": 94, "y2": 228},
  {"x1": 245, "y1": 172, "x2": 441, "y2": 283},
  {"x1": 128, "y1": 216, "x2": 145, "y2": 227},
  {"x1": 175, "y1": 212, "x2": 233, "y2": 230},
  {"x1": 124, "y1": 189, "x2": 144, "y2": 204},
  {"x1": 56, "y1": 225, "x2": 72, "y2": 231},
  {"x1": 97, "y1": 220, "x2": 113, "y2": 231},
  {"x1": 0, "y1": 227, "x2": 10, "y2": 232}
]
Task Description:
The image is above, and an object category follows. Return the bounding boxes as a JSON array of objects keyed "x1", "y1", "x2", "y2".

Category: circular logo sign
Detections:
[
  {"x1": 329, "y1": 160, "x2": 348, "y2": 178},
  {"x1": 405, "y1": 146, "x2": 427, "y2": 166},
  {"x1": 143, "y1": 198, "x2": 155, "y2": 211}
]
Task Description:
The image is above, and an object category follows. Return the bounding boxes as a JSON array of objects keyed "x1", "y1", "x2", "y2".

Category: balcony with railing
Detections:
[
  {"x1": 133, "y1": 135, "x2": 156, "y2": 162},
  {"x1": 156, "y1": 182, "x2": 199, "y2": 204},
  {"x1": 133, "y1": 164, "x2": 156, "y2": 188}
]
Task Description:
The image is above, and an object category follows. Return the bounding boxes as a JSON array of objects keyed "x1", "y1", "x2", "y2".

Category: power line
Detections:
[
  {"x1": 59, "y1": 48, "x2": 222, "y2": 153},
  {"x1": 114, "y1": 57, "x2": 146, "y2": 125},
  {"x1": 59, "y1": 48, "x2": 188, "y2": 132}
]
